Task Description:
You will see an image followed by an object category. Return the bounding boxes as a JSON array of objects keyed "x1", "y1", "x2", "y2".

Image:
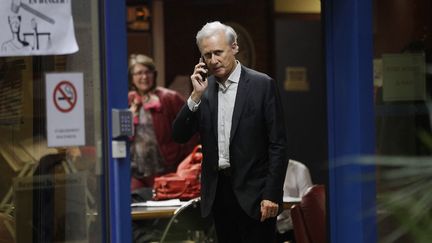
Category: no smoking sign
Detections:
[
  {"x1": 46, "y1": 73, "x2": 85, "y2": 147},
  {"x1": 53, "y1": 80, "x2": 77, "y2": 112}
]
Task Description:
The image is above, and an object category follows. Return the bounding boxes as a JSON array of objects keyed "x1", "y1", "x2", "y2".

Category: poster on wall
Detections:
[{"x1": 0, "y1": 0, "x2": 78, "y2": 57}]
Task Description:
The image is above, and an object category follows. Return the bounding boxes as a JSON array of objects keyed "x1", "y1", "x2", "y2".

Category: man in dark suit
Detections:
[{"x1": 172, "y1": 21, "x2": 287, "y2": 243}]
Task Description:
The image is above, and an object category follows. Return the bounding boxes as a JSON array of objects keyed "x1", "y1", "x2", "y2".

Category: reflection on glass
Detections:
[
  {"x1": 0, "y1": 1, "x2": 104, "y2": 242},
  {"x1": 374, "y1": 0, "x2": 432, "y2": 242}
]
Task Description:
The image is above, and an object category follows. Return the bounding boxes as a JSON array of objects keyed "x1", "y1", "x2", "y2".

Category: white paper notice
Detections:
[
  {"x1": 382, "y1": 53, "x2": 426, "y2": 101},
  {"x1": 0, "y1": 0, "x2": 78, "y2": 57},
  {"x1": 46, "y1": 72, "x2": 85, "y2": 147}
]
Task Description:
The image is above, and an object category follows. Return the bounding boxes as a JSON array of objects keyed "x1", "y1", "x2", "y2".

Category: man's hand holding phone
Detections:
[
  {"x1": 190, "y1": 57, "x2": 209, "y2": 103},
  {"x1": 198, "y1": 57, "x2": 208, "y2": 82}
]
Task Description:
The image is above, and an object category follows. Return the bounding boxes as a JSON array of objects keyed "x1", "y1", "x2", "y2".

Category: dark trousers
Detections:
[
  {"x1": 212, "y1": 169, "x2": 276, "y2": 243},
  {"x1": 275, "y1": 229, "x2": 295, "y2": 243}
]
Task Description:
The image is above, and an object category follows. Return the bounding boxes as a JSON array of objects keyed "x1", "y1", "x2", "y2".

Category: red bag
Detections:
[{"x1": 153, "y1": 145, "x2": 202, "y2": 200}]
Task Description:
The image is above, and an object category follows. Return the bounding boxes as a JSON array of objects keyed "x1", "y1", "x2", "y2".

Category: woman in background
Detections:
[{"x1": 128, "y1": 54, "x2": 199, "y2": 191}]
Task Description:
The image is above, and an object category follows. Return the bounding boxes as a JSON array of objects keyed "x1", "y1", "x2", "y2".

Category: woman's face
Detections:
[{"x1": 131, "y1": 63, "x2": 155, "y2": 94}]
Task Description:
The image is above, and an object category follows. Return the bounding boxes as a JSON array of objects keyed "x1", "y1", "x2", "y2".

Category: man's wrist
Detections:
[
  {"x1": 187, "y1": 96, "x2": 200, "y2": 112},
  {"x1": 190, "y1": 90, "x2": 202, "y2": 103}
]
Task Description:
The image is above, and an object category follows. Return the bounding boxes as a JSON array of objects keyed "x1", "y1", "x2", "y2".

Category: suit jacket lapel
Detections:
[
  {"x1": 230, "y1": 67, "x2": 249, "y2": 143},
  {"x1": 207, "y1": 77, "x2": 218, "y2": 139}
]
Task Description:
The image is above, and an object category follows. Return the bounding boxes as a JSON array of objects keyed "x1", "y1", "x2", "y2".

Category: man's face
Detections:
[{"x1": 200, "y1": 31, "x2": 238, "y2": 81}]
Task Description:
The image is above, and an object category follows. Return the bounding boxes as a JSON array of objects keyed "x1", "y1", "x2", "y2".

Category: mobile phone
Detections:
[{"x1": 199, "y1": 57, "x2": 208, "y2": 81}]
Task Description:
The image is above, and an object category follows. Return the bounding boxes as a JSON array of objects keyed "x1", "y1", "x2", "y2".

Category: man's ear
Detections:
[{"x1": 232, "y1": 42, "x2": 239, "y2": 54}]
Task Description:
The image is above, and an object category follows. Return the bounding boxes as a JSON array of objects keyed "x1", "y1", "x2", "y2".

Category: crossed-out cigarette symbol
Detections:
[{"x1": 11, "y1": 0, "x2": 55, "y2": 24}]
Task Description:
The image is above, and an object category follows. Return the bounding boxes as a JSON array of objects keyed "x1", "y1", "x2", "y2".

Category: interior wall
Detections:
[
  {"x1": 274, "y1": 16, "x2": 328, "y2": 185},
  {"x1": 162, "y1": 0, "x2": 274, "y2": 88},
  {"x1": 374, "y1": 0, "x2": 432, "y2": 56}
]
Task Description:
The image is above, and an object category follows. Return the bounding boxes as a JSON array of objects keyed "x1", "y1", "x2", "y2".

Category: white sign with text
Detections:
[
  {"x1": 383, "y1": 53, "x2": 426, "y2": 102},
  {"x1": 46, "y1": 72, "x2": 85, "y2": 147}
]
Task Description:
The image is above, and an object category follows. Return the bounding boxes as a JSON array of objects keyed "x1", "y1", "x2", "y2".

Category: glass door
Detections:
[
  {"x1": 0, "y1": 0, "x2": 125, "y2": 242},
  {"x1": 373, "y1": 0, "x2": 432, "y2": 242}
]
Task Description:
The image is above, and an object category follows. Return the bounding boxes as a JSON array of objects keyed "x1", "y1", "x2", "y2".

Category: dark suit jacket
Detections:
[{"x1": 172, "y1": 65, "x2": 287, "y2": 220}]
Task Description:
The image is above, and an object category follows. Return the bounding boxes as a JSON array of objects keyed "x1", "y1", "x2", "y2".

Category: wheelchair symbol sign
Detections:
[{"x1": 53, "y1": 80, "x2": 77, "y2": 112}]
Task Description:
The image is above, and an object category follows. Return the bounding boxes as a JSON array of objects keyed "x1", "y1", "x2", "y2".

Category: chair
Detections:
[
  {"x1": 159, "y1": 197, "x2": 216, "y2": 243},
  {"x1": 290, "y1": 185, "x2": 326, "y2": 243}
]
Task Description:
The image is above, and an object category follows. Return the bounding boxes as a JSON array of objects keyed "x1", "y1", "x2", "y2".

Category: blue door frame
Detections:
[
  {"x1": 103, "y1": 0, "x2": 131, "y2": 242},
  {"x1": 324, "y1": 0, "x2": 377, "y2": 242}
]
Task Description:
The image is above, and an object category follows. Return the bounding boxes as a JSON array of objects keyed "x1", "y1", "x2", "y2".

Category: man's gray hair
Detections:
[{"x1": 196, "y1": 21, "x2": 237, "y2": 46}]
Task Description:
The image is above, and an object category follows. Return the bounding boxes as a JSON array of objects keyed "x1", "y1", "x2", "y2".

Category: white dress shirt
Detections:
[{"x1": 187, "y1": 61, "x2": 241, "y2": 169}]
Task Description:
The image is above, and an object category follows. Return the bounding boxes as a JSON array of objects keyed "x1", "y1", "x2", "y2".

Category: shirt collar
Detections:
[
  {"x1": 228, "y1": 60, "x2": 241, "y2": 84},
  {"x1": 216, "y1": 60, "x2": 241, "y2": 90},
  {"x1": 216, "y1": 60, "x2": 241, "y2": 93}
]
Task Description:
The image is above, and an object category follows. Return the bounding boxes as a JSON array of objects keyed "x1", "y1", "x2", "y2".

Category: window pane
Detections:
[
  {"x1": 0, "y1": 1, "x2": 105, "y2": 242},
  {"x1": 373, "y1": 1, "x2": 432, "y2": 242}
]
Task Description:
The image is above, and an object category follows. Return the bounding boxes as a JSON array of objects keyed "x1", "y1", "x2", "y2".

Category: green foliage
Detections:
[{"x1": 373, "y1": 129, "x2": 432, "y2": 243}]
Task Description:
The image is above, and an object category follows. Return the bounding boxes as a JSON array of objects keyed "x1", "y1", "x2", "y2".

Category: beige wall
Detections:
[{"x1": 275, "y1": 0, "x2": 321, "y2": 13}]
